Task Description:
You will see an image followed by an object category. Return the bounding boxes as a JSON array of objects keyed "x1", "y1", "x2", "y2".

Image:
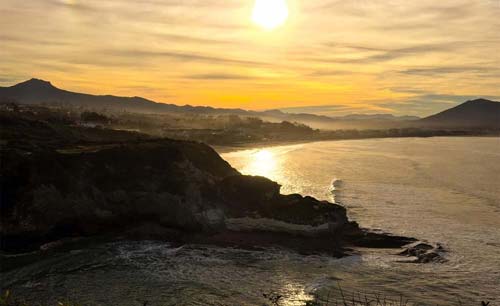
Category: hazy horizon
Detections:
[
  {"x1": 3, "y1": 77, "x2": 500, "y2": 119},
  {"x1": 1, "y1": 0, "x2": 500, "y2": 116}
]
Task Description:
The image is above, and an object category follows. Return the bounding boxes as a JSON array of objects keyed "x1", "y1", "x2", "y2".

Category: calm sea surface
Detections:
[{"x1": 2, "y1": 137, "x2": 499, "y2": 305}]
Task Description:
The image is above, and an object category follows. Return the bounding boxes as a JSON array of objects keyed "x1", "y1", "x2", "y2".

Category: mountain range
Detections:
[{"x1": 1, "y1": 78, "x2": 499, "y2": 129}]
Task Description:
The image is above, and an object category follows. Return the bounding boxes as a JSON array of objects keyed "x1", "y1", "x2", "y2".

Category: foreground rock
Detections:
[
  {"x1": 1, "y1": 113, "x2": 415, "y2": 256},
  {"x1": 398, "y1": 242, "x2": 447, "y2": 263}
]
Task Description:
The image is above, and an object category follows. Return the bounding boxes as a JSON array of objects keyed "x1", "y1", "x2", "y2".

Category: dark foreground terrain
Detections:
[{"x1": 0, "y1": 110, "x2": 427, "y2": 260}]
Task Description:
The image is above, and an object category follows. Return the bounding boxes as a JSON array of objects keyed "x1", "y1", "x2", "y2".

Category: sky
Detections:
[{"x1": 1, "y1": 0, "x2": 499, "y2": 116}]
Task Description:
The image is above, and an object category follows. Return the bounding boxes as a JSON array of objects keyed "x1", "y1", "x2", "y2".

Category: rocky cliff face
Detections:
[
  {"x1": 1, "y1": 140, "x2": 230, "y2": 248},
  {"x1": 1, "y1": 112, "x2": 414, "y2": 254}
]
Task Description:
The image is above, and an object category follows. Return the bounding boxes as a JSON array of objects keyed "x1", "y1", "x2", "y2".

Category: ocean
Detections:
[{"x1": 2, "y1": 137, "x2": 499, "y2": 305}]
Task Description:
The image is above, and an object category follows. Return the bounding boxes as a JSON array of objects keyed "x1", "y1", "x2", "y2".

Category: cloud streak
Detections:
[{"x1": 184, "y1": 73, "x2": 256, "y2": 80}]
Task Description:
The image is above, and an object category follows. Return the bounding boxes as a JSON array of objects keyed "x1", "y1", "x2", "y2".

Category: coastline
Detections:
[
  {"x1": 213, "y1": 134, "x2": 500, "y2": 154},
  {"x1": 213, "y1": 139, "x2": 313, "y2": 153}
]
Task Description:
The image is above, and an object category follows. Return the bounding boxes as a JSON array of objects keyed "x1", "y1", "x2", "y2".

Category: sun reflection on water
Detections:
[
  {"x1": 274, "y1": 281, "x2": 314, "y2": 306},
  {"x1": 244, "y1": 149, "x2": 278, "y2": 178}
]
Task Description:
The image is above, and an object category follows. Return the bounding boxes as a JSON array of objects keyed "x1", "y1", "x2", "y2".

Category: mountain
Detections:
[
  {"x1": 419, "y1": 98, "x2": 500, "y2": 128},
  {"x1": 3, "y1": 79, "x2": 497, "y2": 130},
  {"x1": 0, "y1": 79, "x2": 417, "y2": 129},
  {"x1": 0, "y1": 78, "x2": 250, "y2": 115}
]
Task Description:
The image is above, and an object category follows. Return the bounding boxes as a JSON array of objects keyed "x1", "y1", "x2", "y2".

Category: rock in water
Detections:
[{"x1": 398, "y1": 242, "x2": 447, "y2": 263}]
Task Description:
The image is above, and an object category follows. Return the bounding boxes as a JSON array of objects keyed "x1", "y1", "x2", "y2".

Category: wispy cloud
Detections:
[
  {"x1": 184, "y1": 73, "x2": 255, "y2": 80},
  {"x1": 103, "y1": 49, "x2": 269, "y2": 67},
  {"x1": 400, "y1": 66, "x2": 500, "y2": 77},
  {"x1": 310, "y1": 42, "x2": 467, "y2": 65}
]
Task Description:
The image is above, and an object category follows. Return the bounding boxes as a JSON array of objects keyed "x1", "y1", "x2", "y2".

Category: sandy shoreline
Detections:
[
  {"x1": 212, "y1": 134, "x2": 500, "y2": 154},
  {"x1": 212, "y1": 139, "x2": 314, "y2": 153}
]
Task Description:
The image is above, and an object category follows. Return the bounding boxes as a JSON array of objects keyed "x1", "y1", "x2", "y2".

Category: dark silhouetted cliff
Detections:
[{"x1": 0, "y1": 113, "x2": 414, "y2": 255}]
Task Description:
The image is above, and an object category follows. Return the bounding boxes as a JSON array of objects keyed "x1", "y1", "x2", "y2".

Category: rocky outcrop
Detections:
[
  {"x1": 398, "y1": 242, "x2": 447, "y2": 263},
  {"x1": 1, "y1": 114, "x2": 415, "y2": 255},
  {"x1": 218, "y1": 176, "x2": 349, "y2": 228}
]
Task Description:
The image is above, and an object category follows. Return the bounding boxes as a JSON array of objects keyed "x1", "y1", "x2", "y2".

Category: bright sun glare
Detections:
[
  {"x1": 252, "y1": 0, "x2": 289, "y2": 30},
  {"x1": 247, "y1": 149, "x2": 277, "y2": 177},
  {"x1": 255, "y1": 149, "x2": 273, "y2": 162}
]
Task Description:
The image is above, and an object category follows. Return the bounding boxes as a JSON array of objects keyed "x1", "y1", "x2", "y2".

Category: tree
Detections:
[{"x1": 80, "y1": 111, "x2": 109, "y2": 124}]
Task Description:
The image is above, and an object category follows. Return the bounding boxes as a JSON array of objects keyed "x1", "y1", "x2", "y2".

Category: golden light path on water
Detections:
[
  {"x1": 247, "y1": 149, "x2": 277, "y2": 177},
  {"x1": 227, "y1": 148, "x2": 316, "y2": 305},
  {"x1": 225, "y1": 145, "x2": 310, "y2": 198}
]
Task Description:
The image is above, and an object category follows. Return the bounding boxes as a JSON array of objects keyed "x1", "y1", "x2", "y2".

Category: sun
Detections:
[{"x1": 252, "y1": 0, "x2": 289, "y2": 30}]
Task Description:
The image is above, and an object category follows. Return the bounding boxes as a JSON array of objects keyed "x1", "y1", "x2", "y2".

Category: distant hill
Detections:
[
  {"x1": 0, "y1": 78, "x2": 250, "y2": 115},
  {"x1": 340, "y1": 114, "x2": 420, "y2": 121},
  {"x1": 0, "y1": 79, "x2": 418, "y2": 130},
  {"x1": 419, "y1": 99, "x2": 500, "y2": 128},
  {"x1": 3, "y1": 79, "x2": 497, "y2": 130}
]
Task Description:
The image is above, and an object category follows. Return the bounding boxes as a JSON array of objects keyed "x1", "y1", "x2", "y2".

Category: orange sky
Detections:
[{"x1": 1, "y1": 0, "x2": 499, "y2": 116}]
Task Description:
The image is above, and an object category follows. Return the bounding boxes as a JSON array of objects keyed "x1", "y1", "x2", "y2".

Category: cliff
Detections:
[{"x1": 0, "y1": 112, "x2": 414, "y2": 255}]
